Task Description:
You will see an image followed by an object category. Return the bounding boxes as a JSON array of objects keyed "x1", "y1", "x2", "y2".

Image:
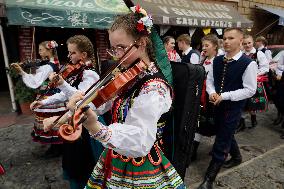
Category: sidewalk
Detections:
[
  {"x1": 0, "y1": 92, "x2": 69, "y2": 189},
  {"x1": 214, "y1": 144, "x2": 284, "y2": 189},
  {"x1": 1, "y1": 92, "x2": 284, "y2": 188}
]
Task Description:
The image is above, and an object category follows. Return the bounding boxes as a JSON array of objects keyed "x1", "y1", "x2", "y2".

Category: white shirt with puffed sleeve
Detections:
[{"x1": 92, "y1": 80, "x2": 172, "y2": 158}]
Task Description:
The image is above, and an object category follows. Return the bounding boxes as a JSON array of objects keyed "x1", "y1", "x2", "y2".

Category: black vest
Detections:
[
  {"x1": 213, "y1": 54, "x2": 252, "y2": 109},
  {"x1": 181, "y1": 49, "x2": 200, "y2": 64}
]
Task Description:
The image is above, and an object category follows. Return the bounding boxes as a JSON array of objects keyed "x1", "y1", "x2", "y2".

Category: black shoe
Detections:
[
  {"x1": 273, "y1": 114, "x2": 283, "y2": 125},
  {"x1": 197, "y1": 160, "x2": 223, "y2": 189},
  {"x1": 197, "y1": 177, "x2": 213, "y2": 189},
  {"x1": 236, "y1": 118, "x2": 246, "y2": 133},
  {"x1": 248, "y1": 115, "x2": 257, "y2": 129},
  {"x1": 223, "y1": 157, "x2": 242, "y2": 168},
  {"x1": 190, "y1": 141, "x2": 200, "y2": 162},
  {"x1": 280, "y1": 133, "x2": 284, "y2": 139},
  {"x1": 43, "y1": 144, "x2": 62, "y2": 159}
]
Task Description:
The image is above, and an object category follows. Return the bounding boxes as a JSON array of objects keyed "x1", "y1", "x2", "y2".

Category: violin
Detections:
[
  {"x1": 58, "y1": 59, "x2": 148, "y2": 141},
  {"x1": 33, "y1": 61, "x2": 85, "y2": 103},
  {"x1": 10, "y1": 59, "x2": 50, "y2": 73},
  {"x1": 49, "y1": 43, "x2": 147, "y2": 142},
  {"x1": 59, "y1": 60, "x2": 85, "y2": 80},
  {"x1": 21, "y1": 59, "x2": 49, "y2": 69}
]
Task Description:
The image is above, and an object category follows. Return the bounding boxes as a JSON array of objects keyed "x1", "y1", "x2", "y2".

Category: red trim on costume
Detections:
[
  {"x1": 131, "y1": 157, "x2": 146, "y2": 167},
  {"x1": 0, "y1": 163, "x2": 5, "y2": 175},
  {"x1": 120, "y1": 155, "x2": 131, "y2": 163},
  {"x1": 147, "y1": 145, "x2": 162, "y2": 166},
  {"x1": 103, "y1": 149, "x2": 113, "y2": 188},
  {"x1": 200, "y1": 80, "x2": 207, "y2": 110},
  {"x1": 112, "y1": 161, "x2": 172, "y2": 176}
]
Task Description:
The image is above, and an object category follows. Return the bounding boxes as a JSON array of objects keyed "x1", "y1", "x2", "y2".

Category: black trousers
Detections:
[{"x1": 212, "y1": 105, "x2": 242, "y2": 163}]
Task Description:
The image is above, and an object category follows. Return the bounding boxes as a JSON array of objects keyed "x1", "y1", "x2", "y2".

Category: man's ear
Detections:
[{"x1": 239, "y1": 38, "x2": 244, "y2": 47}]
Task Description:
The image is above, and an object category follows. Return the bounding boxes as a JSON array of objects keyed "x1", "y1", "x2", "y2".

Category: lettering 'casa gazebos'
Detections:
[{"x1": 131, "y1": 0, "x2": 253, "y2": 28}]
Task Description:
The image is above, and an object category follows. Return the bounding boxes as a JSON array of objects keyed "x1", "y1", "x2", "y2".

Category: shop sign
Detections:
[
  {"x1": 6, "y1": 0, "x2": 129, "y2": 28},
  {"x1": 132, "y1": 0, "x2": 252, "y2": 28}
]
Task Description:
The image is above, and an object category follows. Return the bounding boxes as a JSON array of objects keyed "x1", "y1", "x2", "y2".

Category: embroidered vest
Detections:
[{"x1": 111, "y1": 63, "x2": 172, "y2": 166}]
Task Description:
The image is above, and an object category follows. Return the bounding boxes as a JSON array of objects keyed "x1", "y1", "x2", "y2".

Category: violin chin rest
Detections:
[{"x1": 59, "y1": 124, "x2": 82, "y2": 142}]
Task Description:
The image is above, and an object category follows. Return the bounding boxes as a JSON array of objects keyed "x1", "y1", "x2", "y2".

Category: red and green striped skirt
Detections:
[{"x1": 86, "y1": 146, "x2": 186, "y2": 189}]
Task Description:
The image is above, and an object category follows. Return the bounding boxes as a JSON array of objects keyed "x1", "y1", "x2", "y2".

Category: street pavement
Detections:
[
  {"x1": 0, "y1": 92, "x2": 284, "y2": 189},
  {"x1": 186, "y1": 104, "x2": 284, "y2": 189}
]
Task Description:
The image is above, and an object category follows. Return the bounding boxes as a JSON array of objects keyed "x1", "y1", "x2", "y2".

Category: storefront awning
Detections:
[
  {"x1": 5, "y1": 0, "x2": 130, "y2": 29},
  {"x1": 132, "y1": 0, "x2": 253, "y2": 28},
  {"x1": 256, "y1": 5, "x2": 284, "y2": 26}
]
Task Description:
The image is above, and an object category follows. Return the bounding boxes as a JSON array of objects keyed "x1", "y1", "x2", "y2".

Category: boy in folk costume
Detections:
[
  {"x1": 274, "y1": 52, "x2": 284, "y2": 138},
  {"x1": 197, "y1": 28, "x2": 257, "y2": 189},
  {"x1": 255, "y1": 36, "x2": 272, "y2": 62},
  {"x1": 177, "y1": 34, "x2": 200, "y2": 64}
]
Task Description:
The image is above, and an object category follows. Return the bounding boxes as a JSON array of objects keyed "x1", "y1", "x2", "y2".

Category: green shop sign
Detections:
[{"x1": 6, "y1": 0, "x2": 130, "y2": 28}]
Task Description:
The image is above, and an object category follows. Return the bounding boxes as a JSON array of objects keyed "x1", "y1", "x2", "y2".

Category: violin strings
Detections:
[{"x1": 77, "y1": 44, "x2": 139, "y2": 109}]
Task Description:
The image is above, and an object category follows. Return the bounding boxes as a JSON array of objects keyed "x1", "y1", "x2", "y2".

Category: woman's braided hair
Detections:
[{"x1": 67, "y1": 35, "x2": 97, "y2": 70}]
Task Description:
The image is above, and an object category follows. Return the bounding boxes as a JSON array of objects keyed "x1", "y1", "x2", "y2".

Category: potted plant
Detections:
[
  {"x1": 14, "y1": 79, "x2": 36, "y2": 114},
  {"x1": 9, "y1": 64, "x2": 36, "y2": 115}
]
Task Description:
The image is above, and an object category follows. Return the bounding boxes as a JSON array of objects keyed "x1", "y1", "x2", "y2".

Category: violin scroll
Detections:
[
  {"x1": 59, "y1": 123, "x2": 82, "y2": 142},
  {"x1": 58, "y1": 105, "x2": 90, "y2": 141}
]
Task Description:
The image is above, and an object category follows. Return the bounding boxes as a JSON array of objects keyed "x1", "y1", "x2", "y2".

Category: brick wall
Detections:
[
  {"x1": 237, "y1": 0, "x2": 284, "y2": 44},
  {"x1": 237, "y1": 0, "x2": 284, "y2": 19},
  {"x1": 215, "y1": 0, "x2": 284, "y2": 44}
]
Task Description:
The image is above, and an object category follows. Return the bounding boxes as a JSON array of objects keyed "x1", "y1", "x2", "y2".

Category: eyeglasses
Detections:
[{"x1": 106, "y1": 41, "x2": 137, "y2": 58}]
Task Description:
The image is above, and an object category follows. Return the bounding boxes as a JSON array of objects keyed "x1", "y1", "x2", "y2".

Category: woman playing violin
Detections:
[
  {"x1": 32, "y1": 35, "x2": 103, "y2": 189},
  {"x1": 31, "y1": 36, "x2": 99, "y2": 109},
  {"x1": 63, "y1": 6, "x2": 186, "y2": 189},
  {"x1": 11, "y1": 41, "x2": 67, "y2": 158}
]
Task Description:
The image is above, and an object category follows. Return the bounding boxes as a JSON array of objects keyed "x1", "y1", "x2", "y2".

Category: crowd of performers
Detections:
[{"x1": 8, "y1": 4, "x2": 284, "y2": 189}]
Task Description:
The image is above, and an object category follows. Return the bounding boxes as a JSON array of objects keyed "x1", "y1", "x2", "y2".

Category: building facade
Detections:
[{"x1": 224, "y1": 0, "x2": 284, "y2": 44}]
